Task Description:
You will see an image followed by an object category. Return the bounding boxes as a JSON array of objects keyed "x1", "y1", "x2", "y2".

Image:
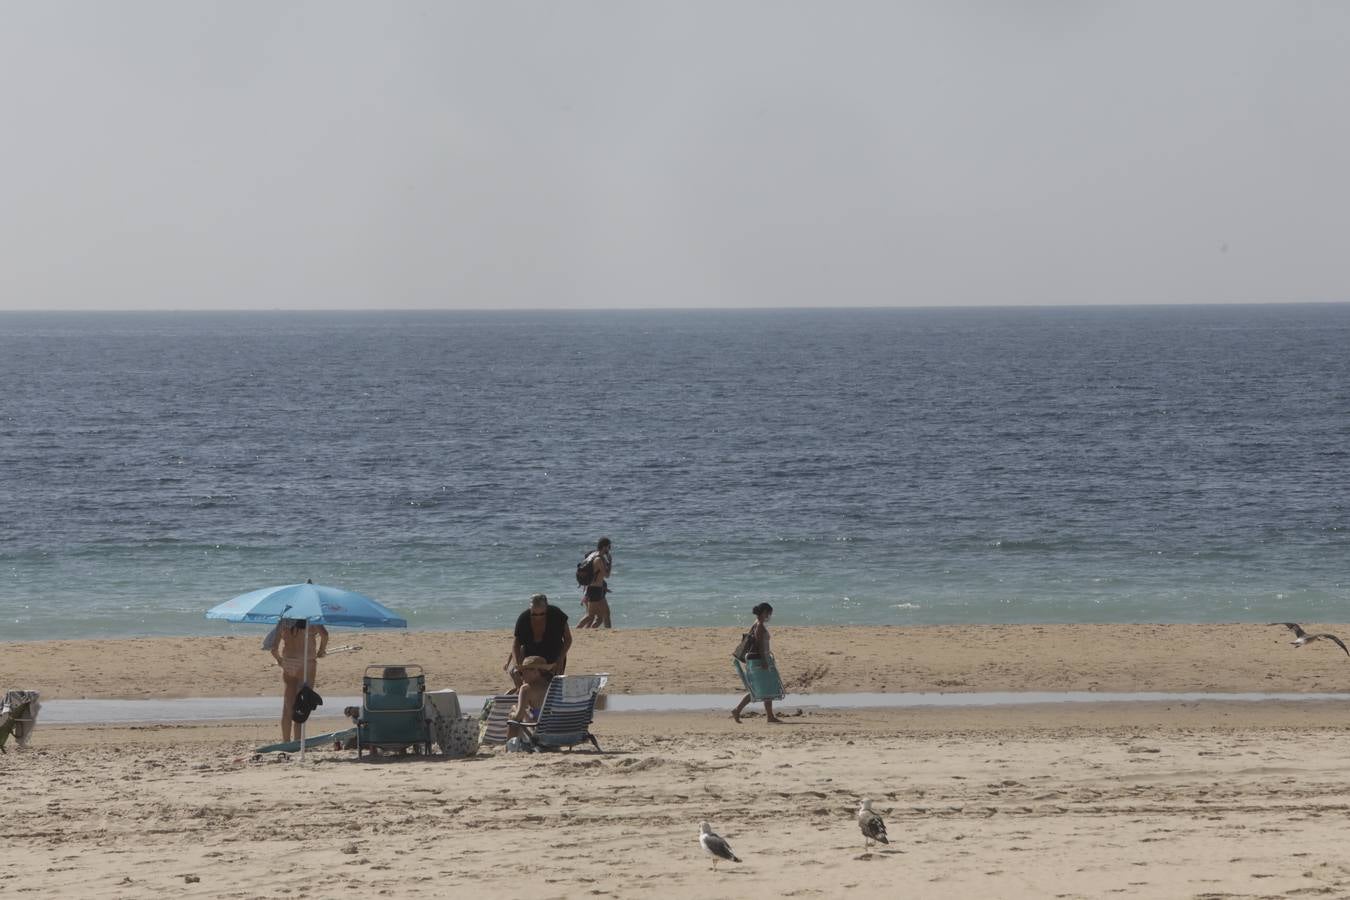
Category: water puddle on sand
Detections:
[{"x1": 38, "y1": 690, "x2": 1350, "y2": 725}]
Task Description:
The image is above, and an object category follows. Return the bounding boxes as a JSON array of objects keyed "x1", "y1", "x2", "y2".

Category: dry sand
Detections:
[
  {"x1": 9, "y1": 705, "x2": 1350, "y2": 899},
  {"x1": 6, "y1": 622, "x2": 1350, "y2": 699},
  {"x1": 7, "y1": 623, "x2": 1350, "y2": 898}
]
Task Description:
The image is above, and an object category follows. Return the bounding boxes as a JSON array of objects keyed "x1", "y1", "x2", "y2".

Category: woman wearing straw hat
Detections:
[{"x1": 508, "y1": 656, "x2": 553, "y2": 738}]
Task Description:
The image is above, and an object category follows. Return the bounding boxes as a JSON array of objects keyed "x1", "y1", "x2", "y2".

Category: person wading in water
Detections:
[{"x1": 576, "y1": 537, "x2": 613, "y2": 629}]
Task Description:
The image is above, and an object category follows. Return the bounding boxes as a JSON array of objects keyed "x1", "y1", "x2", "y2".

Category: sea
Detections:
[{"x1": 1, "y1": 305, "x2": 1347, "y2": 642}]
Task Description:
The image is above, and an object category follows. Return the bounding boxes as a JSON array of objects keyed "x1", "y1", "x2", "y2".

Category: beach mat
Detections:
[
  {"x1": 734, "y1": 656, "x2": 785, "y2": 701},
  {"x1": 256, "y1": 727, "x2": 356, "y2": 754}
]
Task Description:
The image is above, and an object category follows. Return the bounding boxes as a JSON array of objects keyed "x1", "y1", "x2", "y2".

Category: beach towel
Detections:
[
  {"x1": 734, "y1": 656, "x2": 785, "y2": 702},
  {"x1": 560, "y1": 673, "x2": 608, "y2": 702},
  {"x1": 256, "y1": 727, "x2": 356, "y2": 754}
]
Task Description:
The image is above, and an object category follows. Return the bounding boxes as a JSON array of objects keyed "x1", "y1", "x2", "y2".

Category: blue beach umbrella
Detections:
[
  {"x1": 205, "y1": 582, "x2": 407, "y2": 629},
  {"x1": 206, "y1": 581, "x2": 407, "y2": 760}
]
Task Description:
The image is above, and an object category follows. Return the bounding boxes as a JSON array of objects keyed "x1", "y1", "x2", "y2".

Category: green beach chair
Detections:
[{"x1": 356, "y1": 665, "x2": 433, "y2": 758}]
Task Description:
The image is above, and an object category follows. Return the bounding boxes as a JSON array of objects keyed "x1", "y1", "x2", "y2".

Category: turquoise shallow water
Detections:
[{"x1": 2, "y1": 305, "x2": 1349, "y2": 640}]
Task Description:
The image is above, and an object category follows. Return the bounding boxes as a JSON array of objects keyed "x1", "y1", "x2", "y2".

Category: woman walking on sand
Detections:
[{"x1": 732, "y1": 603, "x2": 783, "y2": 724}]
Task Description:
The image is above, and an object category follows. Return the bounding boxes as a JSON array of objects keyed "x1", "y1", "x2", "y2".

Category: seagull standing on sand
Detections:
[
  {"x1": 858, "y1": 798, "x2": 889, "y2": 849},
  {"x1": 698, "y1": 822, "x2": 741, "y2": 869},
  {"x1": 1271, "y1": 623, "x2": 1350, "y2": 656}
]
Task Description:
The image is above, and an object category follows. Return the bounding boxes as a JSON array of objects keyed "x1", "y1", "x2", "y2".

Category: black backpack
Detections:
[
  {"x1": 575, "y1": 553, "x2": 595, "y2": 586},
  {"x1": 291, "y1": 684, "x2": 323, "y2": 723}
]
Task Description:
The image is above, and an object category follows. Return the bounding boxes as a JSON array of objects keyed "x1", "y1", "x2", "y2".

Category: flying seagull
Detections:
[
  {"x1": 858, "y1": 798, "x2": 889, "y2": 849},
  {"x1": 698, "y1": 822, "x2": 741, "y2": 870},
  {"x1": 1271, "y1": 623, "x2": 1350, "y2": 656}
]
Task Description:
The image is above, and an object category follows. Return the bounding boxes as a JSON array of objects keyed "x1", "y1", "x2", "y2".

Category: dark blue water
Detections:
[{"x1": 2, "y1": 306, "x2": 1348, "y2": 640}]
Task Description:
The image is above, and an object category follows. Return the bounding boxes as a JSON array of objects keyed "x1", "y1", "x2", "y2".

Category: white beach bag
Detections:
[{"x1": 436, "y1": 714, "x2": 481, "y2": 758}]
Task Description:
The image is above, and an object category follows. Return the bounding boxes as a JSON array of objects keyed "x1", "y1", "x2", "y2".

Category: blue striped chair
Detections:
[
  {"x1": 511, "y1": 674, "x2": 609, "y2": 752},
  {"x1": 479, "y1": 693, "x2": 518, "y2": 747}
]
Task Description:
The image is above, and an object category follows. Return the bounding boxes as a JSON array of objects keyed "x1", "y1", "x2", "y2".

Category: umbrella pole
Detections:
[{"x1": 299, "y1": 622, "x2": 309, "y2": 763}]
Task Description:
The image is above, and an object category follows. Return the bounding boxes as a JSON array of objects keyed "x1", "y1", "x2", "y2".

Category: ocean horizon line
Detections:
[{"x1": 2, "y1": 300, "x2": 1349, "y2": 315}]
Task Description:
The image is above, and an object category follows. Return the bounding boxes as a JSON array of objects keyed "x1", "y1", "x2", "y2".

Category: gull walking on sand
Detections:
[
  {"x1": 1271, "y1": 623, "x2": 1350, "y2": 656},
  {"x1": 858, "y1": 798, "x2": 889, "y2": 849},
  {"x1": 699, "y1": 822, "x2": 741, "y2": 870}
]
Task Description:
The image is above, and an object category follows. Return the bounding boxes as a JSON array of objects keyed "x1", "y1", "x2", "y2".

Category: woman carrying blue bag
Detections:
[{"x1": 732, "y1": 603, "x2": 784, "y2": 724}]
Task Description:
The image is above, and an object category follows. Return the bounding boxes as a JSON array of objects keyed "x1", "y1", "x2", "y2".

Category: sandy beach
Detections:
[
  {"x1": 7, "y1": 622, "x2": 1350, "y2": 699},
  {"x1": 9, "y1": 704, "x2": 1350, "y2": 899},
  {"x1": 8, "y1": 624, "x2": 1350, "y2": 898}
]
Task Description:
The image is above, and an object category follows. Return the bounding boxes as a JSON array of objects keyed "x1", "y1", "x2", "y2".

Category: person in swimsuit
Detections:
[
  {"x1": 271, "y1": 618, "x2": 329, "y2": 741},
  {"x1": 576, "y1": 537, "x2": 613, "y2": 629},
  {"x1": 507, "y1": 656, "x2": 552, "y2": 739},
  {"x1": 732, "y1": 603, "x2": 782, "y2": 724}
]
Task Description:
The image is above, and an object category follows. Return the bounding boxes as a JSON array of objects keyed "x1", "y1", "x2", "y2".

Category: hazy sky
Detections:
[{"x1": 2, "y1": 1, "x2": 1348, "y2": 310}]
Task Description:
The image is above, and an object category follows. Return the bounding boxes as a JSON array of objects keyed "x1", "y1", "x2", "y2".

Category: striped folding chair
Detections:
[
  {"x1": 0, "y1": 691, "x2": 40, "y2": 753},
  {"x1": 511, "y1": 674, "x2": 609, "y2": 752},
  {"x1": 479, "y1": 693, "x2": 518, "y2": 747}
]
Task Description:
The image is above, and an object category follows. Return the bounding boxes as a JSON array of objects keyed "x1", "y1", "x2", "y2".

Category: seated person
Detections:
[
  {"x1": 369, "y1": 666, "x2": 414, "y2": 710},
  {"x1": 507, "y1": 656, "x2": 552, "y2": 739}
]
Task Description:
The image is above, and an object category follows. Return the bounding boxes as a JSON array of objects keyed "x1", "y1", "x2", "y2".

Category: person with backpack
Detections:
[{"x1": 575, "y1": 537, "x2": 613, "y2": 629}]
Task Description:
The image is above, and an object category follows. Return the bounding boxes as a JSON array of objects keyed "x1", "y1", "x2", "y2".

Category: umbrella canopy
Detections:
[{"x1": 205, "y1": 582, "x2": 407, "y2": 629}]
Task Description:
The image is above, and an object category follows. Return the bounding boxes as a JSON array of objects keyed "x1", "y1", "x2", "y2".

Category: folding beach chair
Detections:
[
  {"x1": 0, "y1": 690, "x2": 40, "y2": 753},
  {"x1": 356, "y1": 665, "x2": 434, "y2": 758},
  {"x1": 510, "y1": 674, "x2": 609, "y2": 752},
  {"x1": 478, "y1": 693, "x2": 518, "y2": 747}
]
